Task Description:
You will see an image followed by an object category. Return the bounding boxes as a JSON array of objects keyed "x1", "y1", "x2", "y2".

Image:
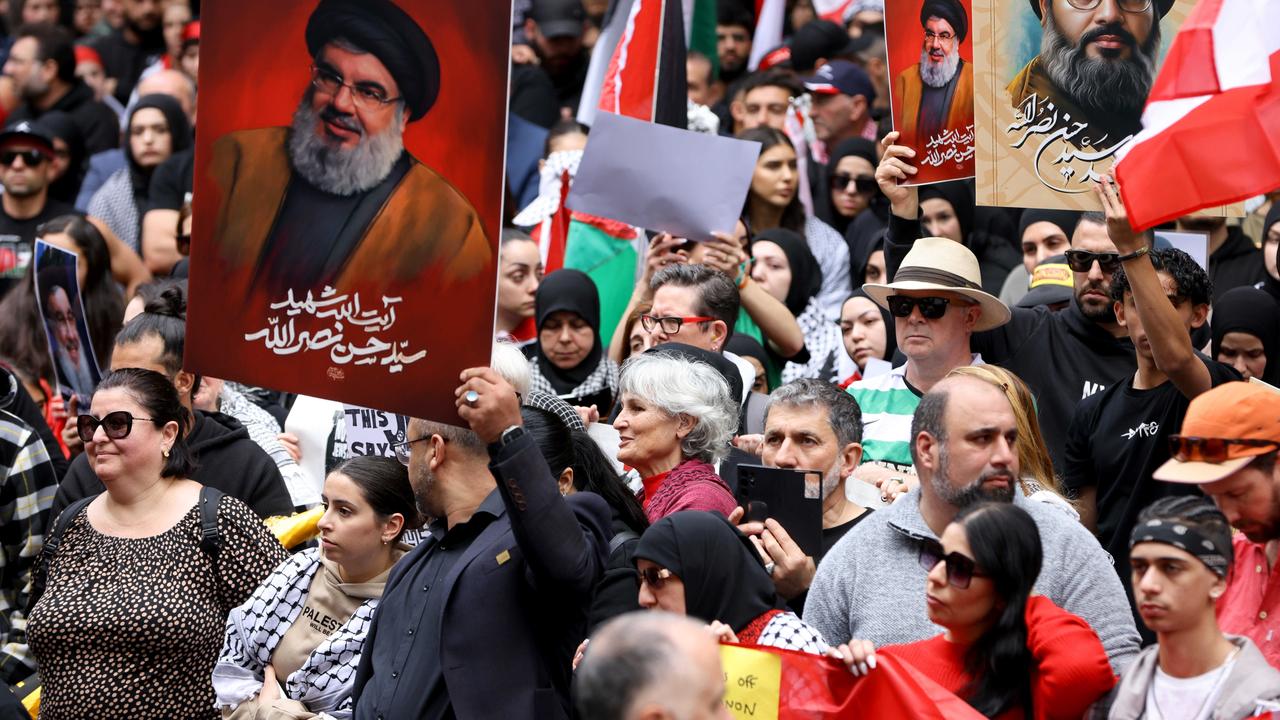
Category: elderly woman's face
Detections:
[{"x1": 614, "y1": 392, "x2": 684, "y2": 472}]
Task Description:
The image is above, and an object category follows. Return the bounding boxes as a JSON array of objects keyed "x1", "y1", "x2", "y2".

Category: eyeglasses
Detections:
[
  {"x1": 924, "y1": 30, "x2": 955, "y2": 42},
  {"x1": 830, "y1": 173, "x2": 877, "y2": 194},
  {"x1": 1065, "y1": 0, "x2": 1152, "y2": 12},
  {"x1": 640, "y1": 314, "x2": 715, "y2": 334},
  {"x1": 391, "y1": 436, "x2": 432, "y2": 467},
  {"x1": 1064, "y1": 249, "x2": 1122, "y2": 274},
  {"x1": 918, "y1": 538, "x2": 988, "y2": 589},
  {"x1": 1168, "y1": 436, "x2": 1279, "y2": 463},
  {"x1": 886, "y1": 295, "x2": 953, "y2": 319},
  {"x1": 77, "y1": 411, "x2": 157, "y2": 443},
  {"x1": 0, "y1": 149, "x2": 47, "y2": 167},
  {"x1": 636, "y1": 566, "x2": 675, "y2": 589},
  {"x1": 310, "y1": 64, "x2": 402, "y2": 110}
]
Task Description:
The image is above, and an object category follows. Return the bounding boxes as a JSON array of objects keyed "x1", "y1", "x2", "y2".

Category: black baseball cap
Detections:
[
  {"x1": 0, "y1": 121, "x2": 55, "y2": 155},
  {"x1": 532, "y1": 0, "x2": 586, "y2": 39}
]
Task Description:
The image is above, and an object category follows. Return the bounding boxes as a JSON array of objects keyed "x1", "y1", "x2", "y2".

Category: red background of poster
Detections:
[
  {"x1": 885, "y1": 0, "x2": 975, "y2": 185},
  {"x1": 186, "y1": 0, "x2": 510, "y2": 423}
]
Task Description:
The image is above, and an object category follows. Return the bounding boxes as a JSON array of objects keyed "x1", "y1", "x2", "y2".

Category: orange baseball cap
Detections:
[{"x1": 1153, "y1": 381, "x2": 1280, "y2": 484}]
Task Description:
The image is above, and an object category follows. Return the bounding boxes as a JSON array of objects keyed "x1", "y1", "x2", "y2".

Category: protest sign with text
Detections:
[{"x1": 33, "y1": 240, "x2": 101, "y2": 402}]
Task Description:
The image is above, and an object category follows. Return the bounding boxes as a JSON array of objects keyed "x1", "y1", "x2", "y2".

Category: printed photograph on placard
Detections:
[
  {"x1": 33, "y1": 239, "x2": 101, "y2": 403},
  {"x1": 186, "y1": 0, "x2": 510, "y2": 422},
  {"x1": 973, "y1": 0, "x2": 1198, "y2": 210},
  {"x1": 886, "y1": 0, "x2": 975, "y2": 185}
]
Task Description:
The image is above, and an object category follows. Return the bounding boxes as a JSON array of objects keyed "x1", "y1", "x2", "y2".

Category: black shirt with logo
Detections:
[{"x1": 0, "y1": 199, "x2": 78, "y2": 298}]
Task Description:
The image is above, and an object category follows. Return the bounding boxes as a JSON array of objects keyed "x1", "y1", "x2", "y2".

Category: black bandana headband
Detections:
[{"x1": 1129, "y1": 519, "x2": 1230, "y2": 577}]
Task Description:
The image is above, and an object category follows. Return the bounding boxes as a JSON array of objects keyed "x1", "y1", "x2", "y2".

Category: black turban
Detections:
[
  {"x1": 305, "y1": 0, "x2": 440, "y2": 122},
  {"x1": 920, "y1": 0, "x2": 967, "y2": 43}
]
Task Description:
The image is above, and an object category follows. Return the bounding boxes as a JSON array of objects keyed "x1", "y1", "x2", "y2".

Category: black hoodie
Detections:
[
  {"x1": 51, "y1": 410, "x2": 293, "y2": 521},
  {"x1": 1208, "y1": 226, "x2": 1266, "y2": 303},
  {"x1": 7, "y1": 81, "x2": 121, "y2": 156}
]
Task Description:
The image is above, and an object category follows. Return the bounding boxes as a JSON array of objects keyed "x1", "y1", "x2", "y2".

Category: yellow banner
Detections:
[{"x1": 720, "y1": 645, "x2": 782, "y2": 720}]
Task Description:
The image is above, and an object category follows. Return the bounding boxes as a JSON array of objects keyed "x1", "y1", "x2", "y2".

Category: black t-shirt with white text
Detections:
[{"x1": 0, "y1": 199, "x2": 78, "y2": 298}]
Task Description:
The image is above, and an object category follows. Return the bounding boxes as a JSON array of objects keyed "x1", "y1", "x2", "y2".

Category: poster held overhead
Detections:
[
  {"x1": 33, "y1": 239, "x2": 101, "y2": 403},
  {"x1": 186, "y1": 0, "x2": 509, "y2": 422},
  {"x1": 885, "y1": 0, "x2": 976, "y2": 185}
]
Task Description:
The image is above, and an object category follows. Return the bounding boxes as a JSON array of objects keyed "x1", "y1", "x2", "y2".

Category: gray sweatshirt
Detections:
[{"x1": 805, "y1": 489, "x2": 1141, "y2": 674}]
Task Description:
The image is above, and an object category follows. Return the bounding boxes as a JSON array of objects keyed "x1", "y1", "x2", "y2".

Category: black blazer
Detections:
[{"x1": 352, "y1": 431, "x2": 611, "y2": 719}]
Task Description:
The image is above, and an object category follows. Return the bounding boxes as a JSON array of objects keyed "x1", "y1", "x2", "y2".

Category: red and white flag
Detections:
[
  {"x1": 748, "y1": 0, "x2": 785, "y2": 70},
  {"x1": 1114, "y1": 0, "x2": 1280, "y2": 229}
]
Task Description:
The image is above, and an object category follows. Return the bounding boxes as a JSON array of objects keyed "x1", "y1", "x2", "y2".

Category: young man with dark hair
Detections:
[
  {"x1": 730, "y1": 68, "x2": 806, "y2": 133},
  {"x1": 1066, "y1": 179, "x2": 1239, "y2": 638},
  {"x1": 716, "y1": 1, "x2": 754, "y2": 86}
]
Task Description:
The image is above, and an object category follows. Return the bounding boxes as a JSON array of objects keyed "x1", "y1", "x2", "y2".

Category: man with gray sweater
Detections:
[{"x1": 806, "y1": 372, "x2": 1141, "y2": 673}]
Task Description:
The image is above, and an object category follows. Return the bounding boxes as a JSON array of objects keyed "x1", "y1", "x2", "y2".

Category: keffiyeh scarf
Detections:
[
  {"x1": 512, "y1": 149, "x2": 583, "y2": 228},
  {"x1": 527, "y1": 354, "x2": 618, "y2": 405},
  {"x1": 782, "y1": 296, "x2": 843, "y2": 384},
  {"x1": 213, "y1": 548, "x2": 376, "y2": 718}
]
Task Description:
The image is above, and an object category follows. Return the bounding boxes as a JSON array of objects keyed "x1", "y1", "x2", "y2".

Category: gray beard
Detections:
[
  {"x1": 929, "y1": 444, "x2": 1015, "y2": 508},
  {"x1": 919, "y1": 47, "x2": 960, "y2": 89},
  {"x1": 55, "y1": 341, "x2": 94, "y2": 394},
  {"x1": 287, "y1": 92, "x2": 405, "y2": 196},
  {"x1": 1039, "y1": 13, "x2": 1159, "y2": 122}
]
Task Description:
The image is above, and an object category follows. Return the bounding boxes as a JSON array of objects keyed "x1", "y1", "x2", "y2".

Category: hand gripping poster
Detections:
[
  {"x1": 973, "y1": 0, "x2": 1200, "y2": 210},
  {"x1": 187, "y1": 0, "x2": 510, "y2": 421},
  {"x1": 886, "y1": 0, "x2": 977, "y2": 185}
]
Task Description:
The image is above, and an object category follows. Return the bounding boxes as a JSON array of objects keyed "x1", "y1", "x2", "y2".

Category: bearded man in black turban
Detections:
[
  {"x1": 207, "y1": 0, "x2": 491, "y2": 317},
  {"x1": 893, "y1": 0, "x2": 974, "y2": 151}
]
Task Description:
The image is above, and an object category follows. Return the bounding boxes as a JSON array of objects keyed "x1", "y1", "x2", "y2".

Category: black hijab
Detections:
[
  {"x1": 752, "y1": 228, "x2": 823, "y2": 316},
  {"x1": 534, "y1": 268, "x2": 603, "y2": 393},
  {"x1": 1212, "y1": 286, "x2": 1280, "y2": 385},
  {"x1": 845, "y1": 287, "x2": 898, "y2": 362},
  {"x1": 35, "y1": 111, "x2": 85, "y2": 206},
  {"x1": 819, "y1": 137, "x2": 880, "y2": 235},
  {"x1": 633, "y1": 511, "x2": 778, "y2": 632},
  {"x1": 919, "y1": 180, "x2": 974, "y2": 242},
  {"x1": 126, "y1": 94, "x2": 192, "y2": 202},
  {"x1": 850, "y1": 230, "x2": 886, "y2": 289},
  {"x1": 1261, "y1": 203, "x2": 1280, "y2": 304}
]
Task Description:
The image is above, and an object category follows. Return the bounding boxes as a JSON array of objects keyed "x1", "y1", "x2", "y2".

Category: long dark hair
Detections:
[
  {"x1": 737, "y1": 126, "x2": 805, "y2": 234},
  {"x1": 96, "y1": 367, "x2": 197, "y2": 478},
  {"x1": 522, "y1": 406, "x2": 648, "y2": 535},
  {"x1": 330, "y1": 455, "x2": 424, "y2": 541},
  {"x1": 953, "y1": 502, "x2": 1042, "y2": 718}
]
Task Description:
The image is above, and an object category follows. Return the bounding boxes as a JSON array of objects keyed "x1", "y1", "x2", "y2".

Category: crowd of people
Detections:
[{"x1": 0, "y1": 0, "x2": 1275, "y2": 718}]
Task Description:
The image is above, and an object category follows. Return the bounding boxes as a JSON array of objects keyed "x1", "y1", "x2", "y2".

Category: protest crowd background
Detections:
[{"x1": 0, "y1": 0, "x2": 1276, "y2": 718}]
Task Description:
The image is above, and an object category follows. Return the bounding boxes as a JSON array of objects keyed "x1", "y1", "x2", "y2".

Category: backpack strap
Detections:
[
  {"x1": 198, "y1": 486, "x2": 224, "y2": 560},
  {"x1": 28, "y1": 495, "x2": 96, "y2": 614},
  {"x1": 608, "y1": 530, "x2": 639, "y2": 557}
]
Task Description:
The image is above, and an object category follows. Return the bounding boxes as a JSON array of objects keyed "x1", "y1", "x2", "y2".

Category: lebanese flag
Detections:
[
  {"x1": 1113, "y1": 0, "x2": 1280, "y2": 230},
  {"x1": 749, "y1": 0, "x2": 785, "y2": 71},
  {"x1": 597, "y1": 0, "x2": 688, "y2": 128},
  {"x1": 812, "y1": 0, "x2": 855, "y2": 23}
]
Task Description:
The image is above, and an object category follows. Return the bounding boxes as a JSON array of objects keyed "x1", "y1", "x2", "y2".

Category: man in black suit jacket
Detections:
[{"x1": 353, "y1": 368, "x2": 611, "y2": 719}]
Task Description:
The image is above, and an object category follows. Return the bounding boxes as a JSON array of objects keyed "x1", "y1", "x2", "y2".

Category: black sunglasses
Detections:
[
  {"x1": 830, "y1": 172, "x2": 877, "y2": 194},
  {"x1": 636, "y1": 566, "x2": 675, "y2": 589},
  {"x1": 77, "y1": 411, "x2": 157, "y2": 443},
  {"x1": 1064, "y1": 249, "x2": 1122, "y2": 274},
  {"x1": 918, "y1": 538, "x2": 988, "y2": 589},
  {"x1": 1168, "y1": 436, "x2": 1279, "y2": 463},
  {"x1": 0, "y1": 149, "x2": 47, "y2": 167},
  {"x1": 886, "y1": 295, "x2": 952, "y2": 319}
]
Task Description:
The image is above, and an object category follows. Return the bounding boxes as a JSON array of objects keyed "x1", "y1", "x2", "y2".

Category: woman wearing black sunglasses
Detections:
[
  {"x1": 27, "y1": 368, "x2": 287, "y2": 720},
  {"x1": 830, "y1": 502, "x2": 1115, "y2": 718}
]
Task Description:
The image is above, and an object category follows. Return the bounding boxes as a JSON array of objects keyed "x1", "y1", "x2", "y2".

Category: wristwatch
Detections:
[{"x1": 488, "y1": 424, "x2": 526, "y2": 455}]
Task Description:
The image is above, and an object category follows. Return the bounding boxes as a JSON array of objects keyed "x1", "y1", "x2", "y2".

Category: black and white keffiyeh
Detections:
[
  {"x1": 527, "y1": 355, "x2": 618, "y2": 406},
  {"x1": 213, "y1": 548, "x2": 376, "y2": 718},
  {"x1": 782, "y1": 296, "x2": 843, "y2": 384}
]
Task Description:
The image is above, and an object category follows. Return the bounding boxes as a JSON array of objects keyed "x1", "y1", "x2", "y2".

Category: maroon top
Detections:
[{"x1": 640, "y1": 459, "x2": 737, "y2": 523}]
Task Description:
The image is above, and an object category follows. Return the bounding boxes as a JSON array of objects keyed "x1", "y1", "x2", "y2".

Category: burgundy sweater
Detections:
[{"x1": 640, "y1": 459, "x2": 737, "y2": 523}]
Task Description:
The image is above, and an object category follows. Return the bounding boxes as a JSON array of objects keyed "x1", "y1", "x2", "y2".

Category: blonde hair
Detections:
[{"x1": 947, "y1": 365, "x2": 1064, "y2": 498}]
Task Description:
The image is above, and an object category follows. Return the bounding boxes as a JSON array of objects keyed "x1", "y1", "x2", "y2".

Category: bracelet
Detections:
[
  {"x1": 1118, "y1": 246, "x2": 1150, "y2": 262},
  {"x1": 735, "y1": 258, "x2": 754, "y2": 288}
]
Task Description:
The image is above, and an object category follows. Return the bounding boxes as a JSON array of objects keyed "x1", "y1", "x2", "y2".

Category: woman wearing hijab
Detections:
[
  {"x1": 837, "y1": 289, "x2": 897, "y2": 388},
  {"x1": 526, "y1": 268, "x2": 619, "y2": 412},
  {"x1": 633, "y1": 511, "x2": 829, "y2": 655},
  {"x1": 750, "y1": 228, "x2": 842, "y2": 383},
  {"x1": 88, "y1": 94, "x2": 191, "y2": 254},
  {"x1": 1260, "y1": 203, "x2": 1280, "y2": 306},
  {"x1": 1212, "y1": 287, "x2": 1280, "y2": 385},
  {"x1": 918, "y1": 180, "x2": 1020, "y2": 295},
  {"x1": 820, "y1": 138, "x2": 884, "y2": 236},
  {"x1": 725, "y1": 334, "x2": 771, "y2": 394}
]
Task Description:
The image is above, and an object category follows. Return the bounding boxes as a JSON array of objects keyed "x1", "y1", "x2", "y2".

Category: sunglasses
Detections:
[
  {"x1": 640, "y1": 314, "x2": 714, "y2": 334},
  {"x1": 0, "y1": 149, "x2": 47, "y2": 167},
  {"x1": 918, "y1": 538, "x2": 988, "y2": 589},
  {"x1": 830, "y1": 173, "x2": 877, "y2": 194},
  {"x1": 1064, "y1": 249, "x2": 1122, "y2": 274},
  {"x1": 1168, "y1": 436, "x2": 1279, "y2": 463},
  {"x1": 636, "y1": 566, "x2": 675, "y2": 589},
  {"x1": 76, "y1": 411, "x2": 157, "y2": 443},
  {"x1": 886, "y1": 295, "x2": 952, "y2": 319}
]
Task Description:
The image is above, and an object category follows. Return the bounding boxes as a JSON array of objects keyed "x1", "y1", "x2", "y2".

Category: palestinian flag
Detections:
[{"x1": 563, "y1": 213, "x2": 642, "y2": 345}]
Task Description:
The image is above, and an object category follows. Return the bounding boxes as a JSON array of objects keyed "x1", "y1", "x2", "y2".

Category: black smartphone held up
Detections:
[{"x1": 735, "y1": 464, "x2": 823, "y2": 558}]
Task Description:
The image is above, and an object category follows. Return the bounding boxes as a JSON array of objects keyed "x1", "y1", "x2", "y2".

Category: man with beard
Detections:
[
  {"x1": 1008, "y1": 0, "x2": 1169, "y2": 146},
  {"x1": 352, "y1": 367, "x2": 608, "y2": 719},
  {"x1": 208, "y1": 0, "x2": 491, "y2": 326},
  {"x1": 805, "y1": 372, "x2": 1141, "y2": 672},
  {"x1": 4, "y1": 24, "x2": 121, "y2": 156},
  {"x1": 1152, "y1": 382, "x2": 1280, "y2": 667},
  {"x1": 733, "y1": 379, "x2": 873, "y2": 613},
  {"x1": 716, "y1": 3, "x2": 754, "y2": 88},
  {"x1": 523, "y1": 0, "x2": 590, "y2": 117},
  {"x1": 0, "y1": 122, "x2": 76, "y2": 298},
  {"x1": 42, "y1": 279, "x2": 97, "y2": 399},
  {"x1": 1176, "y1": 214, "x2": 1266, "y2": 302},
  {"x1": 894, "y1": 0, "x2": 974, "y2": 151},
  {"x1": 90, "y1": 0, "x2": 165, "y2": 106}
]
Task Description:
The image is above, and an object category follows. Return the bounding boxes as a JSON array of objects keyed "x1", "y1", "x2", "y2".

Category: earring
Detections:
[
  {"x1": 382, "y1": 537, "x2": 390, "y2": 545},
  {"x1": 162, "y1": 447, "x2": 170, "y2": 459}
]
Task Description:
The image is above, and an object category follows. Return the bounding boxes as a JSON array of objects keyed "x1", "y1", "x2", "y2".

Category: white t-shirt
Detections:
[{"x1": 1143, "y1": 658, "x2": 1236, "y2": 720}]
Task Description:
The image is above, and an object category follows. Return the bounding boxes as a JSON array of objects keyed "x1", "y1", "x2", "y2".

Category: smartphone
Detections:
[{"x1": 735, "y1": 464, "x2": 823, "y2": 558}]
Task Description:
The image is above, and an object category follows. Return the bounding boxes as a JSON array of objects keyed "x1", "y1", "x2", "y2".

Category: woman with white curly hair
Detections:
[{"x1": 613, "y1": 348, "x2": 739, "y2": 523}]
